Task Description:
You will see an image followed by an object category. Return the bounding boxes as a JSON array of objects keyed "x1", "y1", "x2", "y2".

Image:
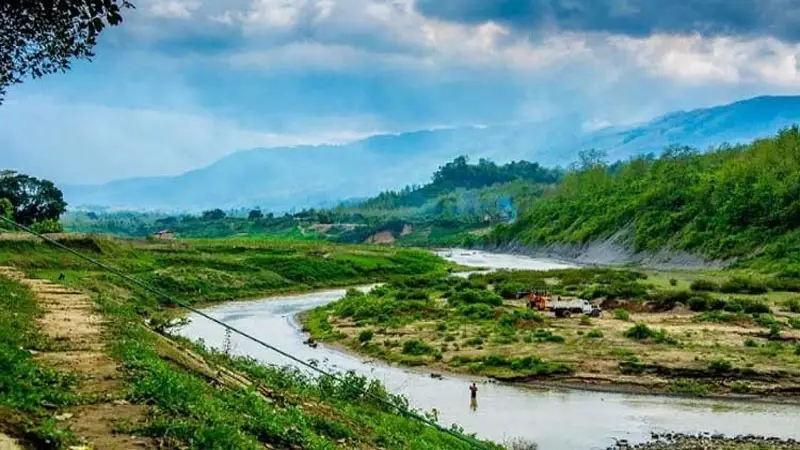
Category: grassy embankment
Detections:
[
  {"x1": 305, "y1": 267, "x2": 800, "y2": 398},
  {"x1": 0, "y1": 235, "x2": 501, "y2": 449}
]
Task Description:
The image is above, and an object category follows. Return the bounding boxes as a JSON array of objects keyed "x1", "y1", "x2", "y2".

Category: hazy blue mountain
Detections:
[{"x1": 63, "y1": 95, "x2": 800, "y2": 212}]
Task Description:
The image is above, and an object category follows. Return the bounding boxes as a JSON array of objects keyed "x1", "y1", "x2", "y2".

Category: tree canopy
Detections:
[
  {"x1": 0, "y1": 0, "x2": 133, "y2": 103},
  {"x1": 0, "y1": 171, "x2": 67, "y2": 225}
]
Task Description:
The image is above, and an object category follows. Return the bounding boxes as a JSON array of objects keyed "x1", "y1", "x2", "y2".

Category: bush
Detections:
[
  {"x1": 723, "y1": 299, "x2": 744, "y2": 313},
  {"x1": 767, "y1": 277, "x2": 800, "y2": 292},
  {"x1": 768, "y1": 323, "x2": 782, "y2": 341},
  {"x1": 624, "y1": 323, "x2": 656, "y2": 340},
  {"x1": 743, "y1": 338, "x2": 758, "y2": 347},
  {"x1": 688, "y1": 296, "x2": 709, "y2": 312},
  {"x1": 456, "y1": 303, "x2": 495, "y2": 320},
  {"x1": 465, "y1": 337, "x2": 484, "y2": 346},
  {"x1": 358, "y1": 330, "x2": 374, "y2": 344},
  {"x1": 708, "y1": 297, "x2": 727, "y2": 311},
  {"x1": 496, "y1": 282, "x2": 527, "y2": 299},
  {"x1": 690, "y1": 279, "x2": 719, "y2": 292},
  {"x1": 720, "y1": 277, "x2": 768, "y2": 295},
  {"x1": 586, "y1": 329, "x2": 603, "y2": 339},
  {"x1": 579, "y1": 316, "x2": 592, "y2": 326},
  {"x1": 401, "y1": 339, "x2": 432, "y2": 355},
  {"x1": 740, "y1": 299, "x2": 771, "y2": 314},
  {"x1": 449, "y1": 289, "x2": 503, "y2": 307},
  {"x1": 669, "y1": 278, "x2": 678, "y2": 286},
  {"x1": 649, "y1": 290, "x2": 692, "y2": 311},
  {"x1": 708, "y1": 359, "x2": 733, "y2": 374},
  {"x1": 613, "y1": 308, "x2": 630, "y2": 321},
  {"x1": 789, "y1": 317, "x2": 800, "y2": 330},
  {"x1": 784, "y1": 298, "x2": 800, "y2": 313}
]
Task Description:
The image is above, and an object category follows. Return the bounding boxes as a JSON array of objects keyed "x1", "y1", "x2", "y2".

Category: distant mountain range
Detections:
[{"x1": 63, "y1": 95, "x2": 800, "y2": 212}]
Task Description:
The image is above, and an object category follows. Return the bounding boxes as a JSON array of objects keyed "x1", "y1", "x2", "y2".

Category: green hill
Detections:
[{"x1": 486, "y1": 128, "x2": 800, "y2": 274}]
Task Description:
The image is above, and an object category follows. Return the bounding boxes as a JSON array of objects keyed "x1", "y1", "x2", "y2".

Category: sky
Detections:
[{"x1": 2, "y1": 0, "x2": 800, "y2": 184}]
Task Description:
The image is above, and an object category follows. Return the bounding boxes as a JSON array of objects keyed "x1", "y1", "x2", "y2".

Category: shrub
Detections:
[
  {"x1": 456, "y1": 303, "x2": 495, "y2": 320},
  {"x1": 401, "y1": 339, "x2": 432, "y2": 355},
  {"x1": 743, "y1": 338, "x2": 758, "y2": 347},
  {"x1": 436, "y1": 323, "x2": 447, "y2": 332},
  {"x1": 465, "y1": 337, "x2": 484, "y2": 347},
  {"x1": 532, "y1": 328, "x2": 564, "y2": 343},
  {"x1": 624, "y1": 323, "x2": 656, "y2": 340},
  {"x1": 579, "y1": 316, "x2": 592, "y2": 326},
  {"x1": 708, "y1": 297, "x2": 727, "y2": 311},
  {"x1": 449, "y1": 289, "x2": 503, "y2": 307},
  {"x1": 708, "y1": 359, "x2": 733, "y2": 374},
  {"x1": 767, "y1": 323, "x2": 782, "y2": 341},
  {"x1": 613, "y1": 308, "x2": 631, "y2": 321},
  {"x1": 618, "y1": 356, "x2": 645, "y2": 374},
  {"x1": 741, "y1": 299, "x2": 771, "y2": 314},
  {"x1": 669, "y1": 278, "x2": 678, "y2": 286},
  {"x1": 784, "y1": 298, "x2": 800, "y2": 313},
  {"x1": 720, "y1": 277, "x2": 768, "y2": 295},
  {"x1": 586, "y1": 329, "x2": 603, "y2": 339},
  {"x1": 358, "y1": 330, "x2": 374, "y2": 344},
  {"x1": 767, "y1": 277, "x2": 800, "y2": 292},
  {"x1": 788, "y1": 317, "x2": 800, "y2": 330},
  {"x1": 723, "y1": 299, "x2": 744, "y2": 313},
  {"x1": 496, "y1": 282, "x2": 527, "y2": 299},
  {"x1": 690, "y1": 279, "x2": 719, "y2": 292},
  {"x1": 688, "y1": 296, "x2": 709, "y2": 312},
  {"x1": 755, "y1": 313, "x2": 779, "y2": 327}
]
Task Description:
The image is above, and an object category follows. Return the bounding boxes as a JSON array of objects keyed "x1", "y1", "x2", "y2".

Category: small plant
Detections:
[
  {"x1": 743, "y1": 338, "x2": 758, "y2": 347},
  {"x1": 586, "y1": 329, "x2": 603, "y2": 339},
  {"x1": 784, "y1": 298, "x2": 800, "y2": 313},
  {"x1": 613, "y1": 308, "x2": 630, "y2": 321},
  {"x1": 579, "y1": 316, "x2": 592, "y2": 326},
  {"x1": 708, "y1": 359, "x2": 733, "y2": 374},
  {"x1": 465, "y1": 337, "x2": 484, "y2": 346},
  {"x1": 788, "y1": 317, "x2": 800, "y2": 330},
  {"x1": 624, "y1": 323, "x2": 655, "y2": 340},
  {"x1": 669, "y1": 278, "x2": 678, "y2": 287},
  {"x1": 436, "y1": 323, "x2": 447, "y2": 332},
  {"x1": 720, "y1": 276, "x2": 768, "y2": 295},
  {"x1": 690, "y1": 279, "x2": 719, "y2": 292},
  {"x1": 731, "y1": 381, "x2": 751, "y2": 393},
  {"x1": 402, "y1": 339, "x2": 432, "y2": 355},
  {"x1": 688, "y1": 296, "x2": 709, "y2": 312},
  {"x1": 767, "y1": 323, "x2": 782, "y2": 341},
  {"x1": 358, "y1": 330, "x2": 374, "y2": 344}
]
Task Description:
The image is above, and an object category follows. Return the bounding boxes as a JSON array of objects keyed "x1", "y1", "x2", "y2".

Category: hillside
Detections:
[
  {"x1": 63, "y1": 95, "x2": 800, "y2": 212},
  {"x1": 486, "y1": 128, "x2": 800, "y2": 274}
]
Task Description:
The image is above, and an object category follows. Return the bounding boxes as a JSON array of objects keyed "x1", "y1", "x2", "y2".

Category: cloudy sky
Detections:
[{"x1": 2, "y1": 0, "x2": 800, "y2": 184}]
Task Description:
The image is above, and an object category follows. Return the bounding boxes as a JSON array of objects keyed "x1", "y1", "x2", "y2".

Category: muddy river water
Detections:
[{"x1": 178, "y1": 250, "x2": 800, "y2": 449}]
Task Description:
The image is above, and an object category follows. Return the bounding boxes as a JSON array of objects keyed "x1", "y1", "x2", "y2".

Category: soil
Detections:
[
  {"x1": 365, "y1": 231, "x2": 396, "y2": 244},
  {"x1": 0, "y1": 267, "x2": 154, "y2": 449},
  {"x1": 0, "y1": 433, "x2": 21, "y2": 450}
]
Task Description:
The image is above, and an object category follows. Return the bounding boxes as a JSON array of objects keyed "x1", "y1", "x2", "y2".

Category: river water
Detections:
[{"x1": 177, "y1": 249, "x2": 800, "y2": 450}]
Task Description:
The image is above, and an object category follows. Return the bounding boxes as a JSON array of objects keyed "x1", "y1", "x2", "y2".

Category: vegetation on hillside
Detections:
[
  {"x1": 0, "y1": 235, "x2": 499, "y2": 449},
  {"x1": 487, "y1": 128, "x2": 800, "y2": 273}
]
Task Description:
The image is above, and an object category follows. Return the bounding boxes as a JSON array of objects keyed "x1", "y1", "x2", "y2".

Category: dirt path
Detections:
[{"x1": 0, "y1": 267, "x2": 152, "y2": 449}]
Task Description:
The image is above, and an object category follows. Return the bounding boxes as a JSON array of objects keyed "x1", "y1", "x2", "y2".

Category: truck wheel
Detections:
[{"x1": 562, "y1": 311, "x2": 572, "y2": 318}]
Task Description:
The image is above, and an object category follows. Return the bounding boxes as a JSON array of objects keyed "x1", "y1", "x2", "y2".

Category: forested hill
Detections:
[
  {"x1": 485, "y1": 128, "x2": 800, "y2": 273},
  {"x1": 356, "y1": 156, "x2": 560, "y2": 210}
]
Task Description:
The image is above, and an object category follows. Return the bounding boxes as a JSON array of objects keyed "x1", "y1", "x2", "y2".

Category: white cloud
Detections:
[{"x1": 147, "y1": 0, "x2": 202, "y2": 19}]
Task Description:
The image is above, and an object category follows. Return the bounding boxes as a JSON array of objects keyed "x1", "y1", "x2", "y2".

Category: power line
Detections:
[{"x1": 0, "y1": 216, "x2": 491, "y2": 450}]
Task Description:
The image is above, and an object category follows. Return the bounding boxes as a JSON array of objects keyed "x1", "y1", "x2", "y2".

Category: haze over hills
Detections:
[{"x1": 63, "y1": 95, "x2": 800, "y2": 212}]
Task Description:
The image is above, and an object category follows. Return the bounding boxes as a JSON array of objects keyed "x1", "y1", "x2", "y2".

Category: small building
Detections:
[{"x1": 152, "y1": 229, "x2": 175, "y2": 240}]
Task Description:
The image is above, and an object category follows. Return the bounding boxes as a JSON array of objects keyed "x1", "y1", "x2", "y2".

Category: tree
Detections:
[
  {"x1": 0, "y1": 171, "x2": 67, "y2": 225},
  {"x1": 202, "y1": 209, "x2": 226, "y2": 220},
  {"x1": 0, "y1": 198, "x2": 12, "y2": 230},
  {"x1": 248, "y1": 209, "x2": 264, "y2": 220},
  {"x1": 576, "y1": 149, "x2": 607, "y2": 170},
  {"x1": 0, "y1": 0, "x2": 133, "y2": 103}
]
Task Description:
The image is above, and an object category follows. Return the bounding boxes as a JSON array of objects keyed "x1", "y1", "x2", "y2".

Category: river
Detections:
[{"x1": 177, "y1": 249, "x2": 800, "y2": 450}]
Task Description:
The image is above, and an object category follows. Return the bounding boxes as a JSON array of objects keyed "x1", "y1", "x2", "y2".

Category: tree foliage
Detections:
[
  {"x1": 0, "y1": 171, "x2": 67, "y2": 225},
  {"x1": 0, "y1": 0, "x2": 133, "y2": 103},
  {"x1": 488, "y1": 128, "x2": 800, "y2": 264}
]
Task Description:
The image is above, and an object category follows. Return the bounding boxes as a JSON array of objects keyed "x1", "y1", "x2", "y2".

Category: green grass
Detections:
[
  {"x1": 0, "y1": 276, "x2": 78, "y2": 447},
  {"x1": 0, "y1": 235, "x2": 497, "y2": 449}
]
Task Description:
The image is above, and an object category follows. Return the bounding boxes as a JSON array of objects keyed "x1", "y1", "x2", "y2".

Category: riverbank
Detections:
[
  {"x1": 0, "y1": 235, "x2": 497, "y2": 449},
  {"x1": 303, "y1": 255, "x2": 800, "y2": 400}
]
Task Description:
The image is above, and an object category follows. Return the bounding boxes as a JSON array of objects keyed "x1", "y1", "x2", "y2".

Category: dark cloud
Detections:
[{"x1": 415, "y1": 0, "x2": 800, "y2": 42}]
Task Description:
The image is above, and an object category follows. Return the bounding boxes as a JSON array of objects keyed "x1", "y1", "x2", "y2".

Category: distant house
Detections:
[{"x1": 152, "y1": 229, "x2": 175, "y2": 240}]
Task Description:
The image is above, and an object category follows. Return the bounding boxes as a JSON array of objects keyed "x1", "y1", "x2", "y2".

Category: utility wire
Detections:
[{"x1": 0, "y1": 216, "x2": 491, "y2": 450}]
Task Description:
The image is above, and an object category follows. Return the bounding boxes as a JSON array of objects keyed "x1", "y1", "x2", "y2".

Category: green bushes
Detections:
[
  {"x1": 586, "y1": 329, "x2": 604, "y2": 339},
  {"x1": 456, "y1": 303, "x2": 495, "y2": 319},
  {"x1": 496, "y1": 282, "x2": 527, "y2": 299},
  {"x1": 687, "y1": 296, "x2": 709, "y2": 311},
  {"x1": 744, "y1": 338, "x2": 758, "y2": 347},
  {"x1": 532, "y1": 329, "x2": 565, "y2": 343},
  {"x1": 720, "y1": 277, "x2": 768, "y2": 295},
  {"x1": 784, "y1": 298, "x2": 800, "y2": 313},
  {"x1": 708, "y1": 359, "x2": 733, "y2": 374},
  {"x1": 476, "y1": 355, "x2": 573, "y2": 376},
  {"x1": 623, "y1": 323, "x2": 676, "y2": 344},
  {"x1": 690, "y1": 279, "x2": 719, "y2": 292},
  {"x1": 788, "y1": 317, "x2": 800, "y2": 330},
  {"x1": 401, "y1": 340, "x2": 433, "y2": 356},
  {"x1": 448, "y1": 289, "x2": 503, "y2": 307},
  {"x1": 613, "y1": 308, "x2": 631, "y2": 321},
  {"x1": 497, "y1": 310, "x2": 544, "y2": 328},
  {"x1": 358, "y1": 330, "x2": 374, "y2": 344}
]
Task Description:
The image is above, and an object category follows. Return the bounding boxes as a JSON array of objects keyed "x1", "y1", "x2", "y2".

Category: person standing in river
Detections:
[{"x1": 469, "y1": 382, "x2": 478, "y2": 411}]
